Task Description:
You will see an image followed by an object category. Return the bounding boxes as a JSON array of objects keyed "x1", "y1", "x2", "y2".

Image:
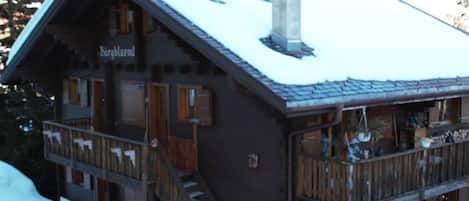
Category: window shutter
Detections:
[
  {"x1": 109, "y1": 6, "x2": 118, "y2": 33},
  {"x1": 63, "y1": 79, "x2": 69, "y2": 104},
  {"x1": 121, "y1": 82, "x2": 145, "y2": 127},
  {"x1": 195, "y1": 88, "x2": 213, "y2": 126},
  {"x1": 142, "y1": 11, "x2": 154, "y2": 33},
  {"x1": 69, "y1": 79, "x2": 80, "y2": 105},
  {"x1": 178, "y1": 88, "x2": 188, "y2": 120},
  {"x1": 79, "y1": 79, "x2": 89, "y2": 107},
  {"x1": 119, "y1": 2, "x2": 128, "y2": 34}
]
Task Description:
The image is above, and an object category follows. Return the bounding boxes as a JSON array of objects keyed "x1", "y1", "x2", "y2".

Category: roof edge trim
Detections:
[
  {"x1": 287, "y1": 85, "x2": 469, "y2": 109},
  {"x1": 2, "y1": 0, "x2": 65, "y2": 83}
]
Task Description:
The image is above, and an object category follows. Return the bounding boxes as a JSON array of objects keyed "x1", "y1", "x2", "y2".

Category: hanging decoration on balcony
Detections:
[
  {"x1": 43, "y1": 130, "x2": 62, "y2": 145},
  {"x1": 124, "y1": 150, "x2": 136, "y2": 166},
  {"x1": 346, "y1": 108, "x2": 371, "y2": 162},
  {"x1": 111, "y1": 147, "x2": 123, "y2": 162},
  {"x1": 356, "y1": 107, "x2": 371, "y2": 143},
  {"x1": 73, "y1": 138, "x2": 93, "y2": 151}
]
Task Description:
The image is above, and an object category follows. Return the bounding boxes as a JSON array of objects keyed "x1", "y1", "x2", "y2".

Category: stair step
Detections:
[
  {"x1": 177, "y1": 170, "x2": 192, "y2": 178},
  {"x1": 184, "y1": 181, "x2": 199, "y2": 188},
  {"x1": 189, "y1": 191, "x2": 205, "y2": 199}
]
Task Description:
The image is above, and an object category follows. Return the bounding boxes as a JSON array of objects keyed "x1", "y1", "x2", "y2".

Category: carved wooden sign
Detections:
[{"x1": 98, "y1": 45, "x2": 135, "y2": 60}]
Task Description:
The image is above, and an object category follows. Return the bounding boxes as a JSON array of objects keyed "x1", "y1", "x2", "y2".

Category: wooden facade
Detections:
[
  {"x1": 43, "y1": 118, "x2": 195, "y2": 201},
  {"x1": 6, "y1": 0, "x2": 469, "y2": 201},
  {"x1": 296, "y1": 123, "x2": 469, "y2": 201}
]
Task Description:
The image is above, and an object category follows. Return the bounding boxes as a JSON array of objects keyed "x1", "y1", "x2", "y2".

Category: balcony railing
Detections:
[
  {"x1": 296, "y1": 123, "x2": 469, "y2": 201},
  {"x1": 43, "y1": 119, "x2": 192, "y2": 201}
]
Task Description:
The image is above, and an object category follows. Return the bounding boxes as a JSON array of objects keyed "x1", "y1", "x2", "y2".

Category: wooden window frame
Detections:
[
  {"x1": 63, "y1": 77, "x2": 90, "y2": 107},
  {"x1": 177, "y1": 85, "x2": 200, "y2": 122},
  {"x1": 71, "y1": 169, "x2": 84, "y2": 186},
  {"x1": 142, "y1": 10, "x2": 156, "y2": 34},
  {"x1": 120, "y1": 80, "x2": 145, "y2": 127},
  {"x1": 68, "y1": 78, "x2": 80, "y2": 105},
  {"x1": 177, "y1": 85, "x2": 214, "y2": 126},
  {"x1": 110, "y1": 0, "x2": 135, "y2": 35}
]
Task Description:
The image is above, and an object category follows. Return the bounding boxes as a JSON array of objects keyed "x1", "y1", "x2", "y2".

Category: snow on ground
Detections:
[
  {"x1": 156, "y1": 0, "x2": 469, "y2": 85},
  {"x1": 0, "y1": 161, "x2": 50, "y2": 201}
]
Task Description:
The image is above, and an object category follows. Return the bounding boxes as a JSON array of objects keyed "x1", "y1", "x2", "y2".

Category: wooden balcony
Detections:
[
  {"x1": 43, "y1": 119, "x2": 194, "y2": 201},
  {"x1": 296, "y1": 124, "x2": 469, "y2": 201}
]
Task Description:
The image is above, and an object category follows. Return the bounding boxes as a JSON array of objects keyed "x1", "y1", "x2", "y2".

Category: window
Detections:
[
  {"x1": 142, "y1": 11, "x2": 156, "y2": 34},
  {"x1": 120, "y1": 81, "x2": 145, "y2": 127},
  {"x1": 68, "y1": 79, "x2": 79, "y2": 105},
  {"x1": 63, "y1": 78, "x2": 89, "y2": 106},
  {"x1": 109, "y1": 0, "x2": 135, "y2": 34},
  {"x1": 177, "y1": 86, "x2": 213, "y2": 126},
  {"x1": 72, "y1": 169, "x2": 84, "y2": 185},
  {"x1": 65, "y1": 168, "x2": 92, "y2": 189},
  {"x1": 178, "y1": 87, "x2": 196, "y2": 121}
]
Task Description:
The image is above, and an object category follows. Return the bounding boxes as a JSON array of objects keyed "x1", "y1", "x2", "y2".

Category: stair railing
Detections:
[{"x1": 152, "y1": 146, "x2": 193, "y2": 201}]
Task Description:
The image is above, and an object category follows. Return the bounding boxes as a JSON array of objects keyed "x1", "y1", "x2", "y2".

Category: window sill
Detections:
[{"x1": 177, "y1": 118, "x2": 200, "y2": 124}]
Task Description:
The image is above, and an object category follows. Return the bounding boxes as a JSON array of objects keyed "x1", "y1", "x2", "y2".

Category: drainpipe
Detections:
[{"x1": 287, "y1": 104, "x2": 343, "y2": 201}]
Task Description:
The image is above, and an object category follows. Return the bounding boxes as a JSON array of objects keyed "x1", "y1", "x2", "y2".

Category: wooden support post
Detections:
[
  {"x1": 347, "y1": 164, "x2": 354, "y2": 201},
  {"x1": 69, "y1": 128, "x2": 74, "y2": 168},
  {"x1": 193, "y1": 123, "x2": 199, "y2": 171},
  {"x1": 419, "y1": 150, "x2": 428, "y2": 200},
  {"x1": 142, "y1": 80, "x2": 150, "y2": 201},
  {"x1": 366, "y1": 163, "x2": 371, "y2": 201},
  {"x1": 101, "y1": 136, "x2": 108, "y2": 179},
  {"x1": 141, "y1": 144, "x2": 149, "y2": 201},
  {"x1": 56, "y1": 164, "x2": 61, "y2": 200},
  {"x1": 103, "y1": 63, "x2": 115, "y2": 134},
  {"x1": 328, "y1": 127, "x2": 333, "y2": 157}
]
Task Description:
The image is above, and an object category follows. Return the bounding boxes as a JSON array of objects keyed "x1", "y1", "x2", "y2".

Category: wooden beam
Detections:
[
  {"x1": 131, "y1": 0, "x2": 287, "y2": 113},
  {"x1": 383, "y1": 177, "x2": 469, "y2": 201},
  {"x1": 103, "y1": 63, "x2": 115, "y2": 134},
  {"x1": 46, "y1": 153, "x2": 145, "y2": 191}
]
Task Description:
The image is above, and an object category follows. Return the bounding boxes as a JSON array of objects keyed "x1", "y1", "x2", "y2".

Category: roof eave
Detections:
[
  {"x1": 286, "y1": 85, "x2": 469, "y2": 111},
  {"x1": 133, "y1": 0, "x2": 288, "y2": 113},
  {"x1": 1, "y1": 0, "x2": 65, "y2": 84}
]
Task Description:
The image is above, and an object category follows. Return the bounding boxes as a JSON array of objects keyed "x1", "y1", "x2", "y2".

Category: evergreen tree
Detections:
[
  {"x1": 0, "y1": 83, "x2": 54, "y2": 197},
  {"x1": 0, "y1": 0, "x2": 42, "y2": 65}
]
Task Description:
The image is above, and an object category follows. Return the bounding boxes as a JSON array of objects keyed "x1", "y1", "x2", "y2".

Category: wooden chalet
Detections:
[{"x1": 3, "y1": 0, "x2": 469, "y2": 201}]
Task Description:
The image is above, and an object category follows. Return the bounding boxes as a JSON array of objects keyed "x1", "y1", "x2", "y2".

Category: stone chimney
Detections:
[{"x1": 271, "y1": 0, "x2": 302, "y2": 52}]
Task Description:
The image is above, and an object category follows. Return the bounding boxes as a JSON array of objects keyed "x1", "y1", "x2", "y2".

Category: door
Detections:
[
  {"x1": 92, "y1": 80, "x2": 105, "y2": 132},
  {"x1": 149, "y1": 84, "x2": 170, "y2": 148},
  {"x1": 96, "y1": 178, "x2": 107, "y2": 201},
  {"x1": 168, "y1": 136, "x2": 197, "y2": 171}
]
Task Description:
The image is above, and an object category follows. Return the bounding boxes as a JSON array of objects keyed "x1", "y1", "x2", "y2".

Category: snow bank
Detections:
[
  {"x1": 0, "y1": 161, "x2": 50, "y2": 201},
  {"x1": 156, "y1": 0, "x2": 469, "y2": 85}
]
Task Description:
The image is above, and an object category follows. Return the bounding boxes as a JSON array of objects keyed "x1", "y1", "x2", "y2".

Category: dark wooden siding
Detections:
[
  {"x1": 53, "y1": 5, "x2": 287, "y2": 201},
  {"x1": 64, "y1": 183, "x2": 95, "y2": 201}
]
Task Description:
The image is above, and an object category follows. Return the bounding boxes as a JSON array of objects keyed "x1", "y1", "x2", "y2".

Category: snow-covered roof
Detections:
[
  {"x1": 5, "y1": 0, "x2": 469, "y2": 110},
  {"x1": 0, "y1": 161, "x2": 50, "y2": 201},
  {"x1": 157, "y1": 0, "x2": 469, "y2": 85}
]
